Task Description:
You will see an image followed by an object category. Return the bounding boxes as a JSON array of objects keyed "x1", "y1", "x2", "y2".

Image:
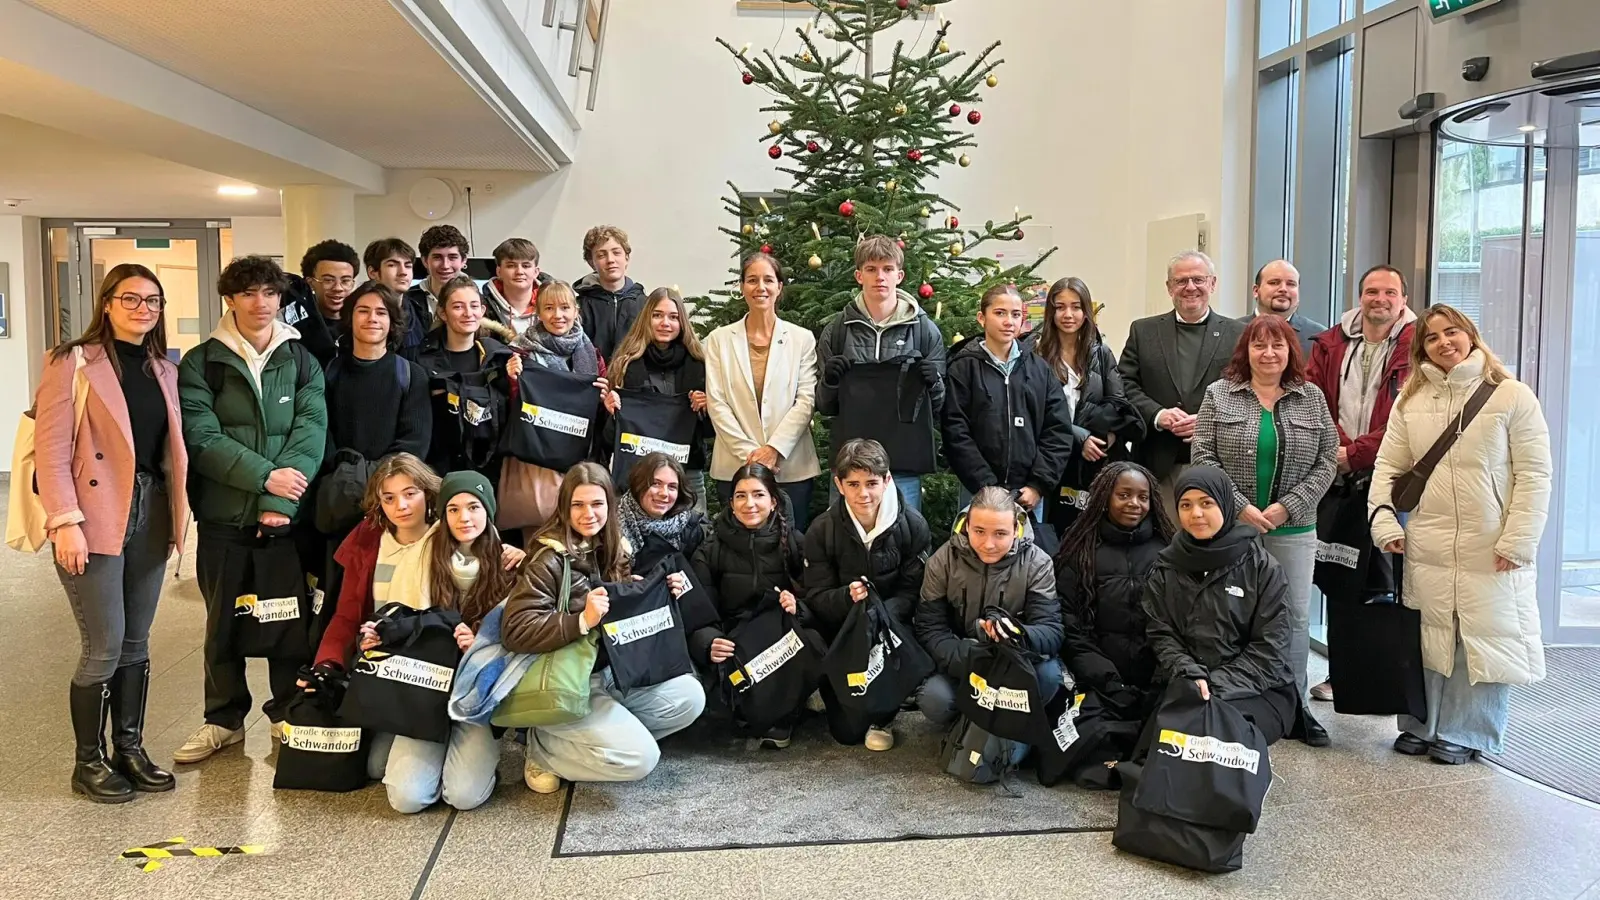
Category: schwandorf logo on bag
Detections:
[
  {"x1": 1052, "y1": 692, "x2": 1087, "y2": 751},
  {"x1": 233, "y1": 593, "x2": 301, "y2": 623},
  {"x1": 521, "y1": 402, "x2": 589, "y2": 437},
  {"x1": 280, "y1": 723, "x2": 362, "y2": 754},
  {"x1": 736, "y1": 630, "x2": 805, "y2": 686},
  {"x1": 618, "y1": 432, "x2": 690, "y2": 464},
  {"x1": 1157, "y1": 728, "x2": 1262, "y2": 774},
  {"x1": 354, "y1": 651, "x2": 455, "y2": 693},
  {"x1": 846, "y1": 631, "x2": 903, "y2": 696},
  {"x1": 968, "y1": 672, "x2": 1031, "y2": 713},
  {"x1": 603, "y1": 606, "x2": 675, "y2": 646},
  {"x1": 1316, "y1": 541, "x2": 1361, "y2": 569}
]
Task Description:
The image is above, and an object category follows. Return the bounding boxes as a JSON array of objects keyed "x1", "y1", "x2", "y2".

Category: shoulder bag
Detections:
[
  {"x1": 491, "y1": 553, "x2": 599, "y2": 728},
  {"x1": 1390, "y1": 381, "x2": 1496, "y2": 513}
]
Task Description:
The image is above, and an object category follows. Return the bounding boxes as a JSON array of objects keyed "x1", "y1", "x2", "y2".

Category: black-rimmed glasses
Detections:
[{"x1": 113, "y1": 293, "x2": 165, "y2": 311}]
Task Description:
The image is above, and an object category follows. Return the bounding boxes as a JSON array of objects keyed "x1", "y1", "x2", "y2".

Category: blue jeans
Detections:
[
  {"x1": 526, "y1": 671, "x2": 705, "y2": 784},
  {"x1": 829, "y1": 472, "x2": 923, "y2": 514},
  {"x1": 1399, "y1": 626, "x2": 1512, "y2": 754},
  {"x1": 368, "y1": 723, "x2": 501, "y2": 814}
]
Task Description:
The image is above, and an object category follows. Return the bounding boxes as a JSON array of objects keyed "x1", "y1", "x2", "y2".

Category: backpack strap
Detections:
[{"x1": 394, "y1": 354, "x2": 412, "y2": 394}]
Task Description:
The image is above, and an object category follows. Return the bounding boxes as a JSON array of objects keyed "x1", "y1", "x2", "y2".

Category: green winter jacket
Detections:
[{"x1": 177, "y1": 316, "x2": 328, "y2": 528}]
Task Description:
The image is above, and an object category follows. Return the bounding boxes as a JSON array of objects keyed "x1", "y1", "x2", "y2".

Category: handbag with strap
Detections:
[
  {"x1": 1390, "y1": 381, "x2": 1497, "y2": 513},
  {"x1": 954, "y1": 606, "x2": 1053, "y2": 744},
  {"x1": 339, "y1": 602, "x2": 464, "y2": 743},
  {"x1": 819, "y1": 581, "x2": 934, "y2": 741},
  {"x1": 717, "y1": 591, "x2": 827, "y2": 734},
  {"x1": 274, "y1": 667, "x2": 369, "y2": 793},
  {"x1": 491, "y1": 552, "x2": 599, "y2": 728},
  {"x1": 1327, "y1": 505, "x2": 1427, "y2": 719},
  {"x1": 599, "y1": 568, "x2": 695, "y2": 691},
  {"x1": 8, "y1": 347, "x2": 88, "y2": 553}
]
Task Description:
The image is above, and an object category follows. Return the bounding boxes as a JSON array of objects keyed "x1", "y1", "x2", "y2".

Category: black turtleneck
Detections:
[{"x1": 114, "y1": 340, "x2": 168, "y2": 476}]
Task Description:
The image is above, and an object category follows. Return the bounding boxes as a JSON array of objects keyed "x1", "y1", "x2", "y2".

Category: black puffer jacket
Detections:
[
  {"x1": 1056, "y1": 518, "x2": 1163, "y2": 692},
  {"x1": 688, "y1": 503, "x2": 809, "y2": 665},
  {"x1": 1141, "y1": 537, "x2": 1294, "y2": 701},
  {"x1": 915, "y1": 529, "x2": 1064, "y2": 678},
  {"x1": 573, "y1": 273, "x2": 646, "y2": 360},
  {"x1": 941, "y1": 336, "x2": 1074, "y2": 497},
  {"x1": 802, "y1": 490, "x2": 931, "y2": 634},
  {"x1": 1032, "y1": 337, "x2": 1147, "y2": 495}
]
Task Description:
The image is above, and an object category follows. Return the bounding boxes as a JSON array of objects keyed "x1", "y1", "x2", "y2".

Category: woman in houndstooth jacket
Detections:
[{"x1": 1191, "y1": 314, "x2": 1338, "y2": 747}]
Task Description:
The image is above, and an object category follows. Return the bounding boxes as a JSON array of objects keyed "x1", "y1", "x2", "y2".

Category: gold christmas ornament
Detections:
[
  {"x1": 808, "y1": 254, "x2": 823, "y2": 270},
  {"x1": 920, "y1": 206, "x2": 931, "y2": 218},
  {"x1": 741, "y1": 223, "x2": 754, "y2": 235},
  {"x1": 938, "y1": 40, "x2": 949, "y2": 53},
  {"x1": 800, "y1": 51, "x2": 813, "y2": 63},
  {"x1": 893, "y1": 101, "x2": 908, "y2": 116},
  {"x1": 958, "y1": 154, "x2": 972, "y2": 167},
  {"x1": 986, "y1": 73, "x2": 999, "y2": 88},
  {"x1": 949, "y1": 242, "x2": 963, "y2": 256},
  {"x1": 886, "y1": 179, "x2": 898, "y2": 191},
  {"x1": 769, "y1": 120, "x2": 784, "y2": 135}
]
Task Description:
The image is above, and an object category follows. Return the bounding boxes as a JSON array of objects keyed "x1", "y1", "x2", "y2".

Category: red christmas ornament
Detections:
[
  {"x1": 947, "y1": 215, "x2": 960, "y2": 228},
  {"x1": 918, "y1": 282, "x2": 935, "y2": 299},
  {"x1": 760, "y1": 244, "x2": 773, "y2": 254},
  {"x1": 839, "y1": 200, "x2": 856, "y2": 217},
  {"x1": 742, "y1": 71, "x2": 754, "y2": 85},
  {"x1": 897, "y1": 0, "x2": 910, "y2": 8},
  {"x1": 896, "y1": 239, "x2": 906, "y2": 249},
  {"x1": 1013, "y1": 229, "x2": 1025, "y2": 240},
  {"x1": 949, "y1": 103, "x2": 962, "y2": 117},
  {"x1": 967, "y1": 109, "x2": 982, "y2": 125},
  {"x1": 768, "y1": 145, "x2": 783, "y2": 159},
  {"x1": 907, "y1": 148, "x2": 923, "y2": 162},
  {"x1": 807, "y1": 140, "x2": 822, "y2": 153}
]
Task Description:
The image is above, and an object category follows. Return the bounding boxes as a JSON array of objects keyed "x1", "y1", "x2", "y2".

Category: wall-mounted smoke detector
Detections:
[{"x1": 2, "y1": 198, "x2": 27, "y2": 208}]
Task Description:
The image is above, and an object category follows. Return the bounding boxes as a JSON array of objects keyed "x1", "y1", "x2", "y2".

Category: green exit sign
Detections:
[{"x1": 1426, "y1": 0, "x2": 1506, "y2": 22}]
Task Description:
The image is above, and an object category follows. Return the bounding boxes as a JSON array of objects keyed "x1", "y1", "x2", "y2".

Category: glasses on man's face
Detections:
[
  {"x1": 113, "y1": 293, "x2": 165, "y2": 311},
  {"x1": 314, "y1": 276, "x2": 358, "y2": 289},
  {"x1": 1170, "y1": 276, "x2": 1213, "y2": 288}
]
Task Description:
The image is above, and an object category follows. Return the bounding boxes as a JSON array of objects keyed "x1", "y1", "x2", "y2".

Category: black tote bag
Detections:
[
  {"x1": 1132, "y1": 680, "x2": 1272, "y2": 834},
  {"x1": 599, "y1": 569, "x2": 695, "y2": 691},
  {"x1": 1328, "y1": 551, "x2": 1428, "y2": 719},
  {"x1": 820, "y1": 584, "x2": 934, "y2": 737},
  {"x1": 1314, "y1": 474, "x2": 1396, "y2": 602},
  {"x1": 442, "y1": 374, "x2": 508, "y2": 469},
  {"x1": 339, "y1": 603, "x2": 463, "y2": 744},
  {"x1": 274, "y1": 669, "x2": 369, "y2": 793},
  {"x1": 1033, "y1": 688, "x2": 1143, "y2": 789},
  {"x1": 224, "y1": 533, "x2": 313, "y2": 660},
  {"x1": 499, "y1": 365, "x2": 601, "y2": 469},
  {"x1": 610, "y1": 389, "x2": 699, "y2": 486},
  {"x1": 829, "y1": 360, "x2": 936, "y2": 474},
  {"x1": 1113, "y1": 760, "x2": 1245, "y2": 874},
  {"x1": 645, "y1": 551, "x2": 719, "y2": 634},
  {"x1": 719, "y1": 592, "x2": 826, "y2": 734},
  {"x1": 953, "y1": 608, "x2": 1051, "y2": 744}
]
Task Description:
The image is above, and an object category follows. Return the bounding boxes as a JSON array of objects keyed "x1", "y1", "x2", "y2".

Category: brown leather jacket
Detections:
[{"x1": 501, "y1": 537, "x2": 624, "y2": 654}]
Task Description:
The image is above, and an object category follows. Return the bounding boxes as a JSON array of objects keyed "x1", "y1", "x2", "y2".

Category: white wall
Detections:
[
  {"x1": 353, "y1": 0, "x2": 1254, "y2": 347},
  {"x1": 229, "y1": 215, "x2": 287, "y2": 261},
  {"x1": 0, "y1": 214, "x2": 37, "y2": 472}
]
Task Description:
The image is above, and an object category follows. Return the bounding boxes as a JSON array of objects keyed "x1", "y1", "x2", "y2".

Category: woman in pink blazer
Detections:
[{"x1": 36, "y1": 263, "x2": 189, "y2": 803}]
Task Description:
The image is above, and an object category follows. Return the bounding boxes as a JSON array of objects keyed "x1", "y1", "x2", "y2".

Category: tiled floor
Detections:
[{"x1": 6, "y1": 534, "x2": 1600, "y2": 900}]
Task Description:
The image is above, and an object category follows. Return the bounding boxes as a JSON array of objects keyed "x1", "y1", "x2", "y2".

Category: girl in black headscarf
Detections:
[{"x1": 1139, "y1": 465, "x2": 1298, "y2": 745}]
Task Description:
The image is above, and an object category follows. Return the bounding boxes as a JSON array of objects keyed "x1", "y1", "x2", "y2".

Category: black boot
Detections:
[
  {"x1": 1298, "y1": 705, "x2": 1331, "y2": 748},
  {"x1": 109, "y1": 662, "x2": 175, "y2": 792},
  {"x1": 69, "y1": 682, "x2": 135, "y2": 803}
]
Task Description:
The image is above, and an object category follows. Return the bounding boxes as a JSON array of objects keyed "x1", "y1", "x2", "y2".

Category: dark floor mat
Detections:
[
  {"x1": 552, "y1": 712, "x2": 1118, "y2": 856},
  {"x1": 1486, "y1": 646, "x2": 1600, "y2": 804}
]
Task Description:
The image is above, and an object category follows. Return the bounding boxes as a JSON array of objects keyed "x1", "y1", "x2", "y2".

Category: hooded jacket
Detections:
[
  {"x1": 802, "y1": 485, "x2": 932, "y2": 633},
  {"x1": 1369, "y1": 351, "x2": 1551, "y2": 685},
  {"x1": 816, "y1": 289, "x2": 947, "y2": 416},
  {"x1": 915, "y1": 526, "x2": 1063, "y2": 678},
  {"x1": 573, "y1": 273, "x2": 647, "y2": 360},
  {"x1": 501, "y1": 536, "x2": 617, "y2": 655},
  {"x1": 176, "y1": 314, "x2": 327, "y2": 528},
  {"x1": 1307, "y1": 306, "x2": 1416, "y2": 474},
  {"x1": 688, "y1": 502, "x2": 808, "y2": 665},
  {"x1": 1141, "y1": 538, "x2": 1294, "y2": 701},
  {"x1": 414, "y1": 320, "x2": 517, "y2": 475},
  {"x1": 480, "y1": 272, "x2": 556, "y2": 332},
  {"x1": 279, "y1": 273, "x2": 340, "y2": 366},
  {"x1": 941, "y1": 336, "x2": 1074, "y2": 497},
  {"x1": 1056, "y1": 517, "x2": 1164, "y2": 692}
]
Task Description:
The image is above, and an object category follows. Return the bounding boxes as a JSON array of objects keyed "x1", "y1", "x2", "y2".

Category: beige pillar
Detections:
[{"x1": 281, "y1": 185, "x2": 356, "y2": 269}]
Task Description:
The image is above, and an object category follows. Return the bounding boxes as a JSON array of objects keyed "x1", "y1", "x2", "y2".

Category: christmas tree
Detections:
[{"x1": 702, "y1": 0, "x2": 1055, "y2": 530}]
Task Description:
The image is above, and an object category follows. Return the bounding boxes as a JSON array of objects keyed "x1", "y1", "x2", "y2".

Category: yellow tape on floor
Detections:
[{"x1": 121, "y1": 837, "x2": 265, "y2": 872}]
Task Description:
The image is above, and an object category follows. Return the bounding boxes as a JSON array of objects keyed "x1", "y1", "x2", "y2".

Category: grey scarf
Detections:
[{"x1": 516, "y1": 322, "x2": 599, "y2": 376}]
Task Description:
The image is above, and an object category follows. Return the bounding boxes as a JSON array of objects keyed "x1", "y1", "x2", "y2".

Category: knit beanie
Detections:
[{"x1": 438, "y1": 470, "x2": 498, "y2": 522}]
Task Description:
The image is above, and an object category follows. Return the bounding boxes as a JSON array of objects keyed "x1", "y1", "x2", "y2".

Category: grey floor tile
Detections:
[{"x1": 538, "y1": 847, "x2": 763, "y2": 900}]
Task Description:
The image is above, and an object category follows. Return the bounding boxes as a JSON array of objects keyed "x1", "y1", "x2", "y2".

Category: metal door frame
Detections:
[{"x1": 55, "y1": 220, "x2": 226, "y2": 351}]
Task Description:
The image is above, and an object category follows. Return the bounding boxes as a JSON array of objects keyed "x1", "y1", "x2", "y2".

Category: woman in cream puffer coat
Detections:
[{"x1": 1369, "y1": 305, "x2": 1551, "y2": 765}]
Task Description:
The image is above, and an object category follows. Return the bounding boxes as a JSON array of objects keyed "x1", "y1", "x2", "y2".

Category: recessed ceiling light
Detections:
[
  {"x1": 218, "y1": 185, "x2": 258, "y2": 196},
  {"x1": 1517, "y1": 124, "x2": 1538, "y2": 132}
]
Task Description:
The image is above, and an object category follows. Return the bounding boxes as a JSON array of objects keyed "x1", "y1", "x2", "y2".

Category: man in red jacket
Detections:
[{"x1": 1305, "y1": 264, "x2": 1416, "y2": 702}]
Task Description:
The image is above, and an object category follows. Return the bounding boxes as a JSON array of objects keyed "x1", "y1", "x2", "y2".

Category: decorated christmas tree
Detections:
[{"x1": 701, "y1": 0, "x2": 1055, "y2": 530}]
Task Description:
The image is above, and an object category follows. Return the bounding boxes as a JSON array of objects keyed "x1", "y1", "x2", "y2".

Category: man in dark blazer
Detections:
[
  {"x1": 1117, "y1": 250, "x2": 1246, "y2": 517},
  {"x1": 1241, "y1": 259, "x2": 1325, "y2": 358}
]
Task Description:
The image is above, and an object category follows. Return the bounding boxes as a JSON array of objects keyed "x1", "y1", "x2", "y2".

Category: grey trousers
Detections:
[
  {"x1": 1261, "y1": 530, "x2": 1317, "y2": 701},
  {"x1": 56, "y1": 475, "x2": 172, "y2": 686}
]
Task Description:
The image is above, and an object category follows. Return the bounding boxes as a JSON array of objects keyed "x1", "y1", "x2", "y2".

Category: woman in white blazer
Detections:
[
  {"x1": 1369, "y1": 304, "x2": 1551, "y2": 765},
  {"x1": 704, "y1": 253, "x2": 821, "y2": 531}
]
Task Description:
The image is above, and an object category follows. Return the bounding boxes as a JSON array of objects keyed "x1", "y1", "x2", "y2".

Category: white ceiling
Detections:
[
  {"x1": 16, "y1": 0, "x2": 550, "y2": 172},
  {"x1": 0, "y1": 114, "x2": 282, "y2": 217}
]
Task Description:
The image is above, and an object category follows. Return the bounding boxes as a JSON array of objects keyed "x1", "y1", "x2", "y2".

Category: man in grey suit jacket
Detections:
[
  {"x1": 1117, "y1": 251, "x2": 1246, "y2": 515},
  {"x1": 1240, "y1": 259, "x2": 1325, "y2": 359}
]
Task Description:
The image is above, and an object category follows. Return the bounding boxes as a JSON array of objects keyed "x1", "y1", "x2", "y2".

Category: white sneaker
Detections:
[
  {"x1": 1310, "y1": 681, "x2": 1334, "y2": 702},
  {"x1": 172, "y1": 723, "x2": 244, "y2": 764},
  {"x1": 270, "y1": 720, "x2": 286, "y2": 745},
  {"x1": 523, "y1": 756, "x2": 561, "y2": 794},
  {"x1": 864, "y1": 725, "x2": 895, "y2": 752}
]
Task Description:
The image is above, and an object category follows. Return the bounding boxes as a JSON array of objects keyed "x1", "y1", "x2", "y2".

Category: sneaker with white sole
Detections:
[
  {"x1": 1310, "y1": 681, "x2": 1334, "y2": 702},
  {"x1": 172, "y1": 723, "x2": 244, "y2": 764},
  {"x1": 523, "y1": 756, "x2": 561, "y2": 794},
  {"x1": 864, "y1": 726, "x2": 895, "y2": 752}
]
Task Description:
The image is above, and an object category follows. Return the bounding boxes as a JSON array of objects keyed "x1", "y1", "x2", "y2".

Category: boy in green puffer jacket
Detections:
[{"x1": 173, "y1": 255, "x2": 327, "y2": 765}]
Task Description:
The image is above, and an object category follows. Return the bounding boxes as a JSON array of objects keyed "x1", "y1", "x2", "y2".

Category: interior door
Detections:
[{"x1": 68, "y1": 225, "x2": 222, "y2": 362}]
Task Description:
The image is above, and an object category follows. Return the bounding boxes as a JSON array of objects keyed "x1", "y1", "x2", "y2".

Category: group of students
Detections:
[{"x1": 32, "y1": 223, "x2": 1551, "y2": 816}]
